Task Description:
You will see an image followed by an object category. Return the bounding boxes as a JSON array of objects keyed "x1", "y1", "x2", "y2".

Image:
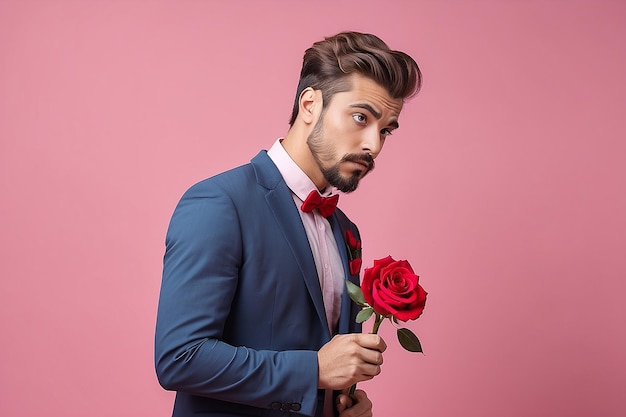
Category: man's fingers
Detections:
[
  {"x1": 318, "y1": 333, "x2": 387, "y2": 390},
  {"x1": 338, "y1": 389, "x2": 373, "y2": 417},
  {"x1": 358, "y1": 333, "x2": 387, "y2": 352},
  {"x1": 336, "y1": 393, "x2": 352, "y2": 414}
]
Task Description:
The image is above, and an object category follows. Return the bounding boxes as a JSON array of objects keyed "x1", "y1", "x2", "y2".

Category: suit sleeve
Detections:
[{"x1": 154, "y1": 181, "x2": 320, "y2": 416}]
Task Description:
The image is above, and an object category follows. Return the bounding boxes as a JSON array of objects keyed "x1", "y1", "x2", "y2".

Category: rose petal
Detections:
[
  {"x1": 349, "y1": 258, "x2": 362, "y2": 275},
  {"x1": 360, "y1": 257, "x2": 427, "y2": 321},
  {"x1": 346, "y1": 230, "x2": 355, "y2": 249}
]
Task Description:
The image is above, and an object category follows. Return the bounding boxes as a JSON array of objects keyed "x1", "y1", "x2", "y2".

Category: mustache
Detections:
[{"x1": 342, "y1": 153, "x2": 375, "y2": 171}]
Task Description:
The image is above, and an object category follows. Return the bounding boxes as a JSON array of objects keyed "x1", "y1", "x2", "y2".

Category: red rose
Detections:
[
  {"x1": 345, "y1": 230, "x2": 361, "y2": 251},
  {"x1": 361, "y1": 255, "x2": 427, "y2": 322},
  {"x1": 349, "y1": 258, "x2": 362, "y2": 276},
  {"x1": 345, "y1": 230, "x2": 362, "y2": 275}
]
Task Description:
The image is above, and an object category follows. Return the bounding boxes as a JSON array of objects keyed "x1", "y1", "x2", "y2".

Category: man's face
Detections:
[{"x1": 307, "y1": 74, "x2": 403, "y2": 193}]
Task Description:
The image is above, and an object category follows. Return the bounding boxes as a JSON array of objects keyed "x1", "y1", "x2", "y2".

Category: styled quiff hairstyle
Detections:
[{"x1": 288, "y1": 31, "x2": 422, "y2": 126}]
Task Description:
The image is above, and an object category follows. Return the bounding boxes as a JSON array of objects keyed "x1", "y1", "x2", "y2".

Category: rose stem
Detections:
[{"x1": 347, "y1": 314, "x2": 385, "y2": 402}]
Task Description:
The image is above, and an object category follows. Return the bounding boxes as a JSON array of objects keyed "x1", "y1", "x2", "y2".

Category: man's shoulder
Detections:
[
  {"x1": 202, "y1": 161, "x2": 254, "y2": 185},
  {"x1": 182, "y1": 150, "x2": 279, "y2": 197},
  {"x1": 181, "y1": 163, "x2": 253, "y2": 200}
]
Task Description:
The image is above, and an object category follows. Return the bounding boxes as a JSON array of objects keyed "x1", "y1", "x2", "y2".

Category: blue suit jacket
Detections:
[{"x1": 155, "y1": 151, "x2": 362, "y2": 417}]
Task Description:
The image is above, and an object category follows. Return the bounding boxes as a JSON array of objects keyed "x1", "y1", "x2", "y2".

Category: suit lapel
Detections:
[
  {"x1": 328, "y1": 213, "x2": 360, "y2": 335},
  {"x1": 252, "y1": 152, "x2": 330, "y2": 338}
]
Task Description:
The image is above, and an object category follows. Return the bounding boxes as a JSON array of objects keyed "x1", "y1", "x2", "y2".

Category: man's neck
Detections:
[{"x1": 281, "y1": 130, "x2": 327, "y2": 191}]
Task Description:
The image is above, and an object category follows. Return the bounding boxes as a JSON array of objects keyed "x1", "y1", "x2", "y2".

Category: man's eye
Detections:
[
  {"x1": 381, "y1": 128, "x2": 394, "y2": 137},
  {"x1": 352, "y1": 113, "x2": 367, "y2": 124}
]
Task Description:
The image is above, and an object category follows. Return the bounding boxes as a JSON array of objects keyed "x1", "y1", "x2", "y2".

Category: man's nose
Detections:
[{"x1": 362, "y1": 132, "x2": 383, "y2": 158}]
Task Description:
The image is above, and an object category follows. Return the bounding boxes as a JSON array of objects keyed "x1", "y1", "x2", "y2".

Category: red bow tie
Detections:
[{"x1": 301, "y1": 190, "x2": 339, "y2": 217}]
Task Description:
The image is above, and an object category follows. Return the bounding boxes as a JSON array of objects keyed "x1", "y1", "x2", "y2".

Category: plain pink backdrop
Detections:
[{"x1": 1, "y1": 1, "x2": 625, "y2": 416}]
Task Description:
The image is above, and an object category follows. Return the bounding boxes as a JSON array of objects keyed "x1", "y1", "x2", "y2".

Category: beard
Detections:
[
  {"x1": 306, "y1": 116, "x2": 375, "y2": 193},
  {"x1": 319, "y1": 155, "x2": 374, "y2": 193}
]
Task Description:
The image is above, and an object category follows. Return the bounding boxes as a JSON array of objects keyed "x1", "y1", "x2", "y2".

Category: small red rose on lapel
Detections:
[
  {"x1": 346, "y1": 230, "x2": 358, "y2": 249},
  {"x1": 345, "y1": 230, "x2": 362, "y2": 275},
  {"x1": 349, "y1": 258, "x2": 362, "y2": 276}
]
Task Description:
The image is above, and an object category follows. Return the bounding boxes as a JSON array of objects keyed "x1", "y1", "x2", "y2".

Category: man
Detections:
[{"x1": 155, "y1": 31, "x2": 421, "y2": 417}]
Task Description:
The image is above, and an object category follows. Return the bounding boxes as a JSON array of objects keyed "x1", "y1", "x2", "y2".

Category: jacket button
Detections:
[
  {"x1": 291, "y1": 403, "x2": 302, "y2": 411},
  {"x1": 270, "y1": 402, "x2": 282, "y2": 410}
]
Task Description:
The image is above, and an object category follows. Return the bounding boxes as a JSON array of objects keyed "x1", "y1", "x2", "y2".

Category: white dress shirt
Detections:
[{"x1": 267, "y1": 139, "x2": 345, "y2": 334}]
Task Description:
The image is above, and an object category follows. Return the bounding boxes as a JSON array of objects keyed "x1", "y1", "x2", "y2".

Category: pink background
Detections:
[{"x1": 1, "y1": 1, "x2": 625, "y2": 416}]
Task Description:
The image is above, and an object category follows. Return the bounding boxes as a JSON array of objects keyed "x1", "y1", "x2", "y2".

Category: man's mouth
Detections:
[
  {"x1": 352, "y1": 160, "x2": 369, "y2": 170},
  {"x1": 351, "y1": 155, "x2": 374, "y2": 171},
  {"x1": 340, "y1": 154, "x2": 375, "y2": 176}
]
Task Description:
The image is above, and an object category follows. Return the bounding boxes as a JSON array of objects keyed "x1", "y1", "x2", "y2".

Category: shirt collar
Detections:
[{"x1": 267, "y1": 138, "x2": 337, "y2": 202}]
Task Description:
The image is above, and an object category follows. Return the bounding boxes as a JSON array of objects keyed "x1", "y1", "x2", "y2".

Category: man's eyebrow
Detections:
[
  {"x1": 350, "y1": 103, "x2": 399, "y2": 129},
  {"x1": 350, "y1": 103, "x2": 381, "y2": 119}
]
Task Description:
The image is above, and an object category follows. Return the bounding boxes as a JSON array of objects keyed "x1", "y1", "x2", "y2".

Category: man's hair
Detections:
[{"x1": 288, "y1": 31, "x2": 422, "y2": 126}]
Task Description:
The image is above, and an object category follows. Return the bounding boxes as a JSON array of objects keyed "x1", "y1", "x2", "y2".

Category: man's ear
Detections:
[{"x1": 298, "y1": 87, "x2": 322, "y2": 125}]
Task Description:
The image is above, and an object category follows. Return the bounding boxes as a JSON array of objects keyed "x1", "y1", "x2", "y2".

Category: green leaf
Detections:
[
  {"x1": 345, "y1": 280, "x2": 367, "y2": 307},
  {"x1": 356, "y1": 307, "x2": 374, "y2": 323},
  {"x1": 397, "y1": 328, "x2": 423, "y2": 353}
]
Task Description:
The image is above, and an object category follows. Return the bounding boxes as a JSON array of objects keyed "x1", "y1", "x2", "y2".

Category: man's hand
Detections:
[
  {"x1": 336, "y1": 389, "x2": 373, "y2": 417},
  {"x1": 317, "y1": 333, "x2": 386, "y2": 390}
]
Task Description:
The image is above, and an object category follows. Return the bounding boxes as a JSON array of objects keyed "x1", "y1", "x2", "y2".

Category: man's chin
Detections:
[
  {"x1": 322, "y1": 164, "x2": 366, "y2": 193},
  {"x1": 331, "y1": 174, "x2": 362, "y2": 193}
]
